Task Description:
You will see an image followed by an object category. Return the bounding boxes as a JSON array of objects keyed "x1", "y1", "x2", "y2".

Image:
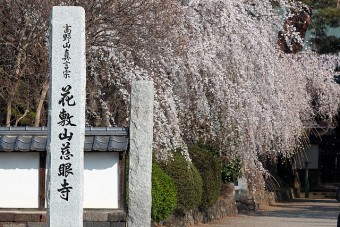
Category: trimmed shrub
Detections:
[
  {"x1": 188, "y1": 144, "x2": 222, "y2": 209},
  {"x1": 151, "y1": 162, "x2": 177, "y2": 222},
  {"x1": 160, "y1": 151, "x2": 203, "y2": 215}
]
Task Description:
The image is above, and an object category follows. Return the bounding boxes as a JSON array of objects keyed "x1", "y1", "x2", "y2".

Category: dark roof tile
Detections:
[
  {"x1": 31, "y1": 136, "x2": 47, "y2": 151},
  {"x1": 0, "y1": 127, "x2": 128, "y2": 152}
]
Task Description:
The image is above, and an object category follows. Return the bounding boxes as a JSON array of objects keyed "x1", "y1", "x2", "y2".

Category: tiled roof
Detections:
[{"x1": 0, "y1": 127, "x2": 129, "y2": 152}]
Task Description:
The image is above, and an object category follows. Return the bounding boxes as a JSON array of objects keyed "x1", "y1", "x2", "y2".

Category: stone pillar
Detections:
[
  {"x1": 128, "y1": 81, "x2": 154, "y2": 227},
  {"x1": 47, "y1": 6, "x2": 86, "y2": 227}
]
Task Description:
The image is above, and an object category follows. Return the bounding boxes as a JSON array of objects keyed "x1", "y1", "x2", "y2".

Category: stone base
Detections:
[
  {"x1": 236, "y1": 191, "x2": 278, "y2": 212},
  {"x1": 274, "y1": 188, "x2": 294, "y2": 201},
  {"x1": 0, "y1": 210, "x2": 126, "y2": 227}
]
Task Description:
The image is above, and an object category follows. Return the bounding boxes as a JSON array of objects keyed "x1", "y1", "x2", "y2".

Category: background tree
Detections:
[
  {"x1": 0, "y1": 0, "x2": 51, "y2": 126},
  {"x1": 300, "y1": 0, "x2": 340, "y2": 53}
]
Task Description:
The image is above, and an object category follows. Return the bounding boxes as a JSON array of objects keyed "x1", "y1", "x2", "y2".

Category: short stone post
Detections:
[
  {"x1": 128, "y1": 81, "x2": 154, "y2": 227},
  {"x1": 304, "y1": 161, "x2": 310, "y2": 198},
  {"x1": 47, "y1": 6, "x2": 86, "y2": 227}
]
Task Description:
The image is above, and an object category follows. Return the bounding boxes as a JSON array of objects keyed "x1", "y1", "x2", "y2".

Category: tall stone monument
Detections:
[
  {"x1": 128, "y1": 81, "x2": 154, "y2": 227},
  {"x1": 47, "y1": 6, "x2": 86, "y2": 227}
]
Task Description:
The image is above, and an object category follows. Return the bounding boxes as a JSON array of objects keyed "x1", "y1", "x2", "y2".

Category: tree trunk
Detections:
[
  {"x1": 6, "y1": 52, "x2": 23, "y2": 127},
  {"x1": 34, "y1": 79, "x2": 50, "y2": 127},
  {"x1": 5, "y1": 98, "x2": 12, "y2": 127}
]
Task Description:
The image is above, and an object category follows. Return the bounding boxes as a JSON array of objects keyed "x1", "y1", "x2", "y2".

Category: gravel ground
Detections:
[{"x1": 196, "y1": 198, "x2": 340, "y2": 227}]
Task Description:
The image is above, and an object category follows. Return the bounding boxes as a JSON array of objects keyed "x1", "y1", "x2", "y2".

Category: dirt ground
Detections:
[{"x1": 196, "y1": 198, "x2": 339, "y2": 227}]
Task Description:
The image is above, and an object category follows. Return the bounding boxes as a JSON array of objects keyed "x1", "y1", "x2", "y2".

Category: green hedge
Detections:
[
  {"x1": 188, "y1": 144, "x2": 221, "y2": 209},
  {"x1": 222, "y1": 156, "x2": 242, "y2": 183},
  {"x1": 151, "y1": 162, "x2": 177, "y2": 222},
  {"x1": 160, "y1": 151, "x2": 203, "y2": 215}
]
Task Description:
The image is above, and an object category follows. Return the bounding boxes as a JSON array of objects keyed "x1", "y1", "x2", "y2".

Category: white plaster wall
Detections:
[
  {"x1": 235, "y1": 177, "x2": 248, "y2": 191},
  {"x1": 0, "y1": 152, "x2": 120, "y2": 209},
  {"x1": 0, "y1": 152, "x2": 39, "y2": 208},
  {"x1": 84, "y1": 152, "x2": 119, "y2": 208}
]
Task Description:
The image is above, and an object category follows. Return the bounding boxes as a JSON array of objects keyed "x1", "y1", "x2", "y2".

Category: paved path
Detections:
[{"x1": 197, "y1": 198, "x2": 340, "y2": 227}]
